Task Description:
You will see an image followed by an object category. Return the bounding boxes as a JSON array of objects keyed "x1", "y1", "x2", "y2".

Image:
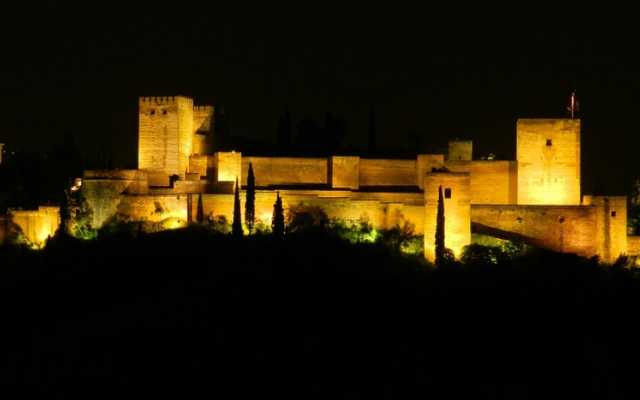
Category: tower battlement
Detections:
[{"x1": 194, "y1": 105, "x2": 214, "y2": 112}]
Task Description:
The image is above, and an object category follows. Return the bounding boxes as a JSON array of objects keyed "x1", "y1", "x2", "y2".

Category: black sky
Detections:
[{"x1": 1, "y1": 4, "x2": 638, "y2": 194}]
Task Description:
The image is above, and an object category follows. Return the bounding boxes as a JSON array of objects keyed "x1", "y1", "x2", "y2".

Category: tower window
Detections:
[
  {"x1": 150, "y1": 109, "x2": 155, "y2": 115},
  {"x1": 162, "y1": 109, "x2": 167, "y2": 115},
  {"x1": 444, "y1": 188, "x2": 452, "y2": 199},
  {"x1": 611, "y1": 211, "x2": 617, "y2": 217},
  {"x1": 546, "y1": 139, "x2": 552, "y2": 146}
]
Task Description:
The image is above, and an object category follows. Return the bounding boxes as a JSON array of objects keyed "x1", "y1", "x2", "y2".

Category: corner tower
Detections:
[
  {"x1": 424, "y1": 171, "x2": 471, "y2": 262},
  {"x1": 517, "y1": 119, "x2": 581, "y2": 205},
  {"x1": 138, "y1": 96, "x2": 194, "y2": 178}
]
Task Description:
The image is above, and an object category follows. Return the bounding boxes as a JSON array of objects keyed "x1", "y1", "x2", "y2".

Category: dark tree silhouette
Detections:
[
  {"x1": 196, "y1": 193, "x2": 204, "y2": 224},
  {"x1": 272, "y1": 192, "x2": 285, "y2": 237},
  {"x1": 245, "y1": 163, "x2": 255, "y2": 233},
  {"x1": 277, "y1": 108, "x2": 291, "y2": 149},
  {"x1": 435, "y1": 185, "x2": 445, "y2": 267},
  {"x1": 232, "y1": 178, "x2": 243, "y2": 238},
  {"x1": 368, "y1": 105, "x2": 376, "y2": 154},
  {"x1": 323, "y1": 112, "x2": 347, "y2": 154}
]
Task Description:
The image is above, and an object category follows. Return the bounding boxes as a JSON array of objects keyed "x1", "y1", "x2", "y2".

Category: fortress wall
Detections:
[
  {"x1": 83, "y1": 180, "x2": 131, "y2": 228},
  {"x1": 189, "y1": 155, "x2": 208, "y2": 178},
  {"x1": 416, "y1": 154, "x2": 445, "y2": 189},
  {"x1": 193, "y1": 105, "x2": 214, "y2": 155},
  {"x1": 9, "y1": 206, "x2": 60, "y2": 248},
  {"x1": 517, "y1": 119, "x2": 581, "y2": 205},
  {"x1": 192, "y1": 134, "x2": 207, "y2": 156},
  {"x1": 471, "y1": 205, "x2": 597, "y2": 257},
  {"x1": 359, "y1": 159, "x2": 416, "y2": 187},
  {"x1": 330, "y1": 156, "x2": 359, "y2": 189},
  {"x1": 83, "y1": 170, "x2": 149, "y2": 194},
  {"x1": 116, "y1": 194, "x2": 188, "y2": 223},
  {"x1": 583, "y1": 196, "x2": 627, "y2": 263},
  {"x1": 445, "y1": 160, "x2": 517, "y2": 204},
  {"x1": 190, "y1": 190, "x2": 424, "y2": 233},
  {"x1": 240, "y1": 157, "x2": 328, "y2": 186},
  {"x1": 627, "y1": 236, "x2": 640, "y2": 256},
  {"x1": 216, "y1": 152, "x2": 242, "y2": 184}
]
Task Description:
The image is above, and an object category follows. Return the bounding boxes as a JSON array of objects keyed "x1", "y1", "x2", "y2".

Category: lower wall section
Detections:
[
  {"x1": 471, "y1": 205, "x2": 598, "y2": 258},
  {"x1": 8, "y1": 206, "x2": 60, "y2": 248},
  {"x1": 241, "y1": 157, "x2": 328, "y2": 187}
]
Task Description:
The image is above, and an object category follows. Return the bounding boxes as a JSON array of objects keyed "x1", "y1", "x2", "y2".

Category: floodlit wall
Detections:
[
  {"x1": 216, "y1": 152, "x2": 242, "y2": 184},
  {"x1": 416, "y1": 154, "x2": 445, "y2": 189},
  {"x1": 627, "y1": 236, "x2": 640, "y2": 256},
  {"x1": 330, "y1": 156, "x2": 360, "y2": 189},
  {"x1": 583, "y1": 195, "x2": 627, "y2": 263},
  {"x1": 240, "y1": 157, "x2": 328, "y2": 187},
  {"x1": 424, "y1": 172, "x2": 471, "y2": 262},
  {"x1": 193, "y1": 190, "x2": 424, "y2": 233},
  {"x1": 9, "y1": 206, "x2": 60, "y2": 248},
  {"x1": 517, "y1": 119, "x2": 581, "y2": 205},
  {"x1": 445, "y1": 160, "x2": 517, "y2": 205},
  {"x1": 359, "y1": 159, "x2": 416, "y2": 187},
  {"x1": 471, "y1": 205, "x2": 597, "y2": 258},
  {"x1": 192, "y1": 105, "x2": 214, "y2": 154}
]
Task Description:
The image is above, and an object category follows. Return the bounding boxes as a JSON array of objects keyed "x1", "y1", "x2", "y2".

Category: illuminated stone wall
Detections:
[
  {"x1": 0, "y1": 143, "x2": 4, "y2": 165},
  {"x1": 192, "y1": 105, "x2": 214, "y2": 154},
  {"x1": 240, "y1": 157, "x2": 328, "y2": 187},
  {"x1": 359, "y1": 159, "x2": 416, "y2": 187},
  {"x1": 330, "y1": 156, "x2": 359, "y2": 190},
  {"x1": 424, "y1": 172, "x2": 471, "y2": 262},
  {"x1": 447, "y1": 140, "x2": 473, "y2": 161},
  {"x1": 445, "y1": 160, "x2": 517, "y2": 205},
  {"x1": 9, "y1": 206, "x2": 60, "y2": 248},
  {"x1": 517, "y1": 119, "x2": 581, "y2": 205},
  {"x1": 189, "y1": 155, "x2": 209, "y2": 178},
  {"x1": 471, "y1": 205, "x2": 597, "y2": 258},
  {"x1": 215, "y1": 152, "x2": 242, "y2": 184},
  {"x1": 192, "y1": 190, "x2": 424, "y2": 233},
  {"x1": 627, "y1": 236, "x2": 640, "y2": 257},
  {"x1": 583, "y1": 195, "x2": 627, "y2": 263},
  {"x1": 416, "y1": 154, "x2": 445, "y2": 189}
]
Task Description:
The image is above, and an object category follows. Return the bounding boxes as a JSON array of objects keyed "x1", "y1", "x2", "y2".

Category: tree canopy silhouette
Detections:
[
  {"x1": 232, "y1": 178, "x2": 243, "y2": 238},
  {"x1": 245, "y1": 163, "x2": 255, "y2": 233}
]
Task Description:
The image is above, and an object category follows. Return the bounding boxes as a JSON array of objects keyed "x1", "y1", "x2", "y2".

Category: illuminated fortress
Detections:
[{"x1": 74, "y1": 95, "x2": 639, "y2": 263}]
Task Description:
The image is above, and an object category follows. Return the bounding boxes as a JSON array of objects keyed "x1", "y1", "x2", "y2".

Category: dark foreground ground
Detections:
[{"x1": 0, "y1": 228, "x2": 638, "y2": 398}]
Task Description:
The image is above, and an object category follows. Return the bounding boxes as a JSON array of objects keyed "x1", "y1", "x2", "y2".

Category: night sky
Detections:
[{"x1": 1, "y1": 4, "x2": 638, "y2": 194}]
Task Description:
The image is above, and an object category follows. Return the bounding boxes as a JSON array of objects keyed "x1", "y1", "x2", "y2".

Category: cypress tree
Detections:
[
  {"x1": 435, "y1": 185, "x2": 445, "y2": 267},
  {"x1": 245, "y1": 163, "x2": 255, "y2": 233},
  {"x1": 232, "y1": 178, "x2": 243, "y2": 238},
  {"x1": 196, "y1": 193, "x2": 204, "y2": 224},
  {"x1": 272, "y1": 192, "x2": 285, "y2": 237}
]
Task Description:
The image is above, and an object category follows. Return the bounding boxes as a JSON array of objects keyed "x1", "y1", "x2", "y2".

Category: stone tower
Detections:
[
  {"x1": 138, "y1": 96, "x2": 195, "y2": 179},
  {"x1": 517, "y1": 119, "x2": 581, "y2": 205},
  {"x1": 424, "y1": 171, "x2": 471, "y2": 262},
  {"x1": 447, "y1": 140, "x2": 473, "y2": 161}
]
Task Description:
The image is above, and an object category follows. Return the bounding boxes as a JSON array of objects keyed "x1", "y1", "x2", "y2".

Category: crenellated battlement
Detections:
[
  {"x1": 194, "y1": 105, "x2": 214, "y2": 112},
  {"x1": 139, "y1": 96, "x2": 179, "y2": 105}
]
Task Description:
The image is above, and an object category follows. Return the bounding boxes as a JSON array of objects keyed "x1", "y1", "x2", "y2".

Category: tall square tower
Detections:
[
  {"x1": 138, "y1": 96, "x2": 194, "y2": 178},
  {"x1": 517, "y1": 119, "x2": 581, "y2": 205}
]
